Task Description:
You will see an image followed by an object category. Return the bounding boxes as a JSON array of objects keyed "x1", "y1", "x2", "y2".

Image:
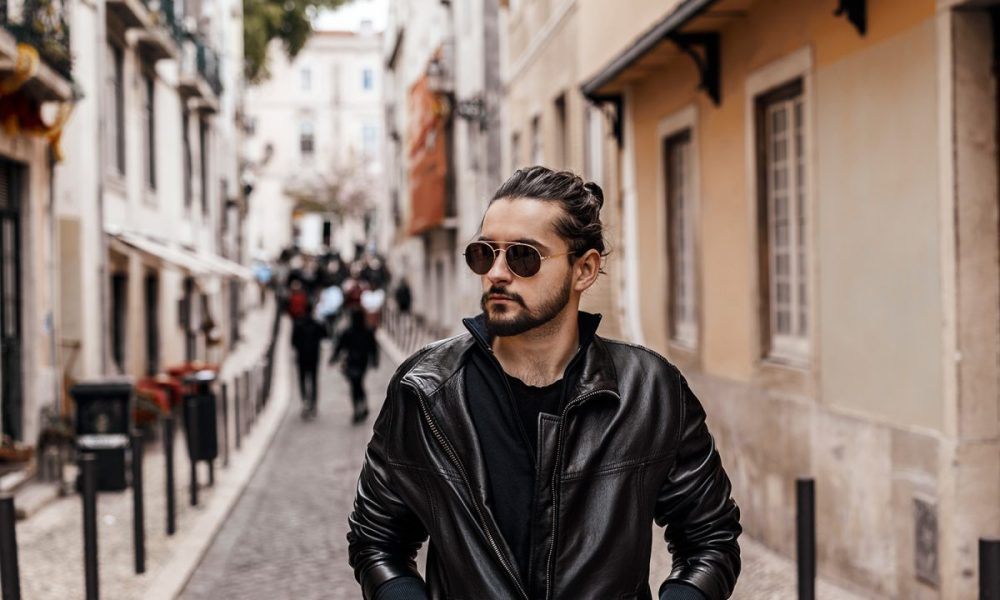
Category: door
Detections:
[{"x1": 0, "y1": 160, "x2": 23, "y2": 441}]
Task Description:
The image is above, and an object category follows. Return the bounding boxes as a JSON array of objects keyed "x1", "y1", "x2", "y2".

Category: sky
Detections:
[{"x1": 313, "y1": 0, "x2": 389, "y2": 32}]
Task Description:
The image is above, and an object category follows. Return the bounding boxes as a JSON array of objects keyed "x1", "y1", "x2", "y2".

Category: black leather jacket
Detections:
[{"x1": 348, "y1": 313, "x2": 741, "y2": 599}]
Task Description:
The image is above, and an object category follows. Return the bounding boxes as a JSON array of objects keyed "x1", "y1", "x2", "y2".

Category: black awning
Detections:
[{"x1": 580, "y1": 0, "x2": 719, "y2": 97}]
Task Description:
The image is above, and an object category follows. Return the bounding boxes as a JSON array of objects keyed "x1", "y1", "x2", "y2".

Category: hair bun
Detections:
[{"x1": 583, "y1": 181, "x2": 604, "y2": 208}]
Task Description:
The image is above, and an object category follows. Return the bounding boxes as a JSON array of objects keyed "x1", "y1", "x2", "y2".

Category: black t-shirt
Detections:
[{"x1": 505, "y1": 374, "x2": 562, "y2": 457}]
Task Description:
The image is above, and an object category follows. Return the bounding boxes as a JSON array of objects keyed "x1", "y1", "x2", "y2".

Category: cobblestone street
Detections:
[{"x1": 180, "y1": 342, "x2": 395, "y2": 599}]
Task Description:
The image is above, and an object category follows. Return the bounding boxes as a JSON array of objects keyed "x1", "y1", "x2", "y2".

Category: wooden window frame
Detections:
[{"x1": 755, "y1": 78, "x2": 809, "y2": 365}]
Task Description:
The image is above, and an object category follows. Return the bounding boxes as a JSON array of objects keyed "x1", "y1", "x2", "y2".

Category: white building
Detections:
[
  {"x1": 382, "y1": 0, "x2": 505, "y2": 329},
  {"x1": 55, "y1": 0, "x2": 250, "y2": 389},
  {"x1": 243, "y1": 19, "x2": 386, "y2": 263}
]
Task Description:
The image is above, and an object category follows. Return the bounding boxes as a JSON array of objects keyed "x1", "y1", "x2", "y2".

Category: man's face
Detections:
[{"x1": 476, "y1": 197, "x2": 574, "y2": 337}]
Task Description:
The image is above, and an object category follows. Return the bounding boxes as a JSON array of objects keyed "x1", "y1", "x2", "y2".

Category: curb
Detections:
[{"x1": 145, "y1": 318, "x2": 292, "y2": 600}]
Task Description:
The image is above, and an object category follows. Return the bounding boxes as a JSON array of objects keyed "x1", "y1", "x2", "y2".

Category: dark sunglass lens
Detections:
[
  {"x1": 465, "y1": 243, "x2": 495, "y2": 274},
  {"x1": 506, "y1": 244, "x2": 541, "y2": 277}
]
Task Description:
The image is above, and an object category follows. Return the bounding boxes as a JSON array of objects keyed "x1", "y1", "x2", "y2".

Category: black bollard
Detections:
[
  {"x1": 221, "y1": 382, "x2": 229, "y2": 467},
  {"x1": 187, "y1": 397, "x2": 200, "y2": 507},
  {"x1": 163, "y1": 416, "x2": 176, "y2": 536},
  {"x1": 796, "y1": 478, "x2": 816, "y2": 600},
  {"x1": 130, "y1": 432, "x2": 145, "y2": 574},
  {"x1": 0, "y1": 495, "x2": 21, "y2": 600},
  {"x1": 234, "y1": 377, "x2": 242, "y2": 450},
  {"x1": 80, "y1": 453, "x2": 99, "y2": 600},
  {"x1": 982, "y1": 538, "x2": 1000, "y2": 600}
]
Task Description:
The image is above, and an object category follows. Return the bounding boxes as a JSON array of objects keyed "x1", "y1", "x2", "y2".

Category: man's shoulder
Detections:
[
  {"x1": 595, "y1": 336, "x2": 684, "y2": 379},
  {"x1": 389, "y1": 332, "x2": 474, "y2": 391}
]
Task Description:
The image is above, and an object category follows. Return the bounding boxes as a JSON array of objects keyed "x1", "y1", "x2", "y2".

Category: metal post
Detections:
[
  {"x1": 80, "y1": 453, "x2": 99, "y2": 600},
  {"x1": 163, "y1": 416, "x2": 175, "y2": 536},
  {"x1": 982, "y1": 538, "x2": 1000, "y2": 600},
  {"x1": 187, "y1": 397, "x2": 200, "y2": 507},
  {"x1": 796, "y1": 478, "x2": 816, "y2": 600},
  {"x1": 221, "y1": 382, "x2": 229, "y2": 467},
  {"x1": 0, "y1": 495, "x2": 21, "y2": 600},
  {"x1": 234, "y1": 377, "x2": 242, "y2": 450},
  {"x1": 244, "y1": 370, "x2": 253, "y2": 429},
  {"x1": 130, "y1": 432, "x2": 145, "y2": 574}
]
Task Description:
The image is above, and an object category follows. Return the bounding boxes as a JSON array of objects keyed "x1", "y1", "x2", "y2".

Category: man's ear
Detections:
[{"x1": 573, "y1": 249, "x2": 602, "y2": 292}]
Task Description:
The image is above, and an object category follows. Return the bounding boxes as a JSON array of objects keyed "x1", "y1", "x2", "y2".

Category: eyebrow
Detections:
[{"x1": 475, "y1": 236, "x2": 552, "y2": 253}]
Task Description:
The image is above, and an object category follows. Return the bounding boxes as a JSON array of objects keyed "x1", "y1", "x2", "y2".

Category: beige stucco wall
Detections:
[
  {"x1": 624, "y1": 0, "x2": 941, "y2": 430},
  {"x1": 504, "y1": 0, "x2": 625, "y2": 338}
]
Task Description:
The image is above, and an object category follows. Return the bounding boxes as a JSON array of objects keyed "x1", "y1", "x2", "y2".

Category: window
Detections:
[
  {"x1": 584, "y1": 105, "x2": 604, "y2": 184},
  {"x1": 530, "y1": 115, "x2": 542, "y2": 165},
  {"x1": 554, "y1": 94, "x2": 567, "y2": 168},
  {"x1": 111, "y1": 272, "x2": 128, "y2": 372},
  {"x1": 183, "y1": 110, "x2": 192, "y2": 209},
  {"x1": 300, "y1": 68, "x2": 311, "y2": 92},
  {"x1": 143, "y1": 73, "x2": 156, "y2": 189},
  {"x1": 362, "y1": 67, "x2": 374, "y2": 91},
  {"x1": 300, "y1": 119, "x2": 315, "y2": 157},
  {"x1": 144, "y1": 273, "x2": 159, "y2": 376},
  {"x1": 199, "y1": 120, "x2": 209, "y2": 215},
  {"x1": 105, "y1": 42, "x2": 125, "y2": 176},
  {"x1": 510, "y1": 131, "x2": 521, "y2": 168},
  {"x1": 663, "y1": 130, "x2": 696, "y2": 348},
  {"x1": 362, "y1": 123, "x2": 377, "y2": 158},
  {"x1": 756, "y1": 80, "x2": 808, "y2": 362}
]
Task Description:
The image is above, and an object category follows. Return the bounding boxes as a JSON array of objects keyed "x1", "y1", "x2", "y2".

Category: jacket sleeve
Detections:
[
  {"x1": 347, "y1": 383, "x2": 428, "y2": 599},
  {"x1": 654, "y1": 374, "x2": 741, "y2": 600}
]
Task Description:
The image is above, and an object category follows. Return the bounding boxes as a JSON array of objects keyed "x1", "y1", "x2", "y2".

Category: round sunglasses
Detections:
[{"x1": 463, "y1": 241, "x2": 575, "y2": 278}]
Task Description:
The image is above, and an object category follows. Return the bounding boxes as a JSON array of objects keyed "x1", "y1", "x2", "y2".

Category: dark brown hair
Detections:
[{"x1": 489, "y1": 166, "x2": 608, "y2": 267}]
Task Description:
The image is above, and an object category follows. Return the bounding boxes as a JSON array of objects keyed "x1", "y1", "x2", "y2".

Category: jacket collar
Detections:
[{"x1": 462, "y1": 311, "x2": 617, "y2": 399}]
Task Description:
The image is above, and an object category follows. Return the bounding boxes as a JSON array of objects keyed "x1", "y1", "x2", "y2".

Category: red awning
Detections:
[{"x1": 407, "y1": 75, "x2": 447, "y2": 236}]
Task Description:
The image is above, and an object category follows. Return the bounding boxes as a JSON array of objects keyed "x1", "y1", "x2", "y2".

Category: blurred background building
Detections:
[{"x1": 243, "y1": 15, "x2": 386, "y2": 262}]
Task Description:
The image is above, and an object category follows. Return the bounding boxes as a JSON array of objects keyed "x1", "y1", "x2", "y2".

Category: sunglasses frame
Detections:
[{"x1": 463, "y1": 240, "x2": 576, "y2": 278}]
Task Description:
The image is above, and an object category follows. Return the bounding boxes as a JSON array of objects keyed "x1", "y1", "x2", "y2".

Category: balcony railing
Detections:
[
  {"x1": 154, "y1": 0, "x2": 186, "y2": 45},
  {"x1": 196, "y1": 39, "x2": 222, "y2": 96},
  {"x1": 1, "y1": 0, "x2": 72, "y2": 80}
]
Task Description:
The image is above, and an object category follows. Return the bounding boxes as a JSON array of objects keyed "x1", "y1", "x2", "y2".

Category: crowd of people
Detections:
[{"x1": 265, "y1": 247, "x2": 405, "y2": 424}]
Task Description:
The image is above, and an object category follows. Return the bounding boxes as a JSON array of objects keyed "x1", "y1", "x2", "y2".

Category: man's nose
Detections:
[{"x1": 486, "y1": 249, "x2": 513, "y2": 284}]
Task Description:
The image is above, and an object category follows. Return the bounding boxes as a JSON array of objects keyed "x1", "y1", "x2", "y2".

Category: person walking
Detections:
[
  {"x1": 332, "y1": 308, "x2": 379, "y2": 424},
  {"x1": 290, "y1": 314, "x2": 326, "y2": 419},
  {"x1": 347, "y1": 167, "x2": 741, "y2": 599}
]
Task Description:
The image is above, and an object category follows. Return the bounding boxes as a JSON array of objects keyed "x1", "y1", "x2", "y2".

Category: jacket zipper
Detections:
[
  {"x1": 544, "y1": 389, "x2": 617, "y2": 600},
  {"x1": 406, "y1": 382, "x2": 530, "y2": 600}
]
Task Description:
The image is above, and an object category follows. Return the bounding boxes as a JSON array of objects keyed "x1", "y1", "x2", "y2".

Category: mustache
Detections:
[{"x1": 481, "y1": 287, "x2": 525, "y2": 307}]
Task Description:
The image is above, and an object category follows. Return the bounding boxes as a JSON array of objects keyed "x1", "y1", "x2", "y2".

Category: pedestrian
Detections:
[
  {"x1": 286, "y1": 279, "x2": 310, "y2": 320},
  {"x1": 394, "y1": 276, "x2": 412, "y2": 314},
  {"x1": 291, "y1": 314, "x2": 326, "y2": 419},
  {"x1": 347, "y1": 167, "x2": 741, "y2": 599},
  {"x1": 331, "y1": 308, "x2": 379, "y2": 424}
]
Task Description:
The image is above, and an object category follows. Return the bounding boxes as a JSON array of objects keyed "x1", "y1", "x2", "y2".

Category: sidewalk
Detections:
[
  {"x1": 12, "y1": 296, "x2": 292, "y2": 599},
  {"x1": 376, "y1": 321, "x2": 873, "y2": 600}
]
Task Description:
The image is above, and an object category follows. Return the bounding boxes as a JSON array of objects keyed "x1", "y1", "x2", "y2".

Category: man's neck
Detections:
[{"x1": 491, "y1": 308, "x2": 579, "y2": 387}]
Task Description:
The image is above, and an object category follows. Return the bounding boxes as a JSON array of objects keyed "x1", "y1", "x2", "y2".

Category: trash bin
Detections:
[
  {"x1": 182, "y1": 370, "x2": 218, "y2": 463},
  {"x1": 71, "y1": 379, "x2": 133, "y2": 491}
]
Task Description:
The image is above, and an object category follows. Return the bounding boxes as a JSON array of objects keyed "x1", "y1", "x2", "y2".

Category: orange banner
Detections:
[{"x1": 407, "y1": 76, "x2": 447, "y2": 236}]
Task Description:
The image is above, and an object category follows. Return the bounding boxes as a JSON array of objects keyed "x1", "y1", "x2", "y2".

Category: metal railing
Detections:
[
  {"x1": 0, "y1": 0, "x2": 73, "y2": 80},
  {"x1": 195, "y1": 38, "x2": 222, "y2": 95}
]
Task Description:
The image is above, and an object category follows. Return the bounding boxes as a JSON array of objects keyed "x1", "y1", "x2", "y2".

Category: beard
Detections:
[{"x1": 481, "y1": 272, "x2": 572, "y2": 337}]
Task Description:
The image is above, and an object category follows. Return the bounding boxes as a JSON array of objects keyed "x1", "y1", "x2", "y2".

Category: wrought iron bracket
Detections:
[
  {"x1": 834, "y1": 0, "x2": 866, "y2": 36},
  {"x1": 588, "y1": 94, "x2": 623, "y2": 148},
  {"x1": 667, "y1": 32, "x2": 721, "y2": 106}
]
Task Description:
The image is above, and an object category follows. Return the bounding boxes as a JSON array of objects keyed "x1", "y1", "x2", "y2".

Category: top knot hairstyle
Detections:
[{"x1": 489, "y1": 166, "x2": 609, "y2": 269}]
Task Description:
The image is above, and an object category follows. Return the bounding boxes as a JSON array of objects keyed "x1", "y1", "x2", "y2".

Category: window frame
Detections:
[
  {"x1": 754, "y1": 79, "x2": 810, "y2": 365},
  {"x1": 656, "y1": 104, "x2": 700, "y2": 356}
]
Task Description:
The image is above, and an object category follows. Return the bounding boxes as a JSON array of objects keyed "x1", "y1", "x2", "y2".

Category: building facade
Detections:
[
  {"x1": 244, "y1": 25, "x2": 385, "y2": 263},
  {"x1": 579, "y1": 0, "x2": 1000, "y2": 597},
  {"x1": 0, "y1": 3, "x2": 75, "y2": 446},
  {"x1": 502, "y1": 0, "x2": 626, "y2": 339}
]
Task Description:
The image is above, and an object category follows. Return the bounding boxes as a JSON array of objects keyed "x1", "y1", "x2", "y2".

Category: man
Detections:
[
  {"x1": 291, "y1": 313, "x2": 326, "y2": 419},
  {"x1": 348, "y1": 167, "x2": 741, "y2": 599}
]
